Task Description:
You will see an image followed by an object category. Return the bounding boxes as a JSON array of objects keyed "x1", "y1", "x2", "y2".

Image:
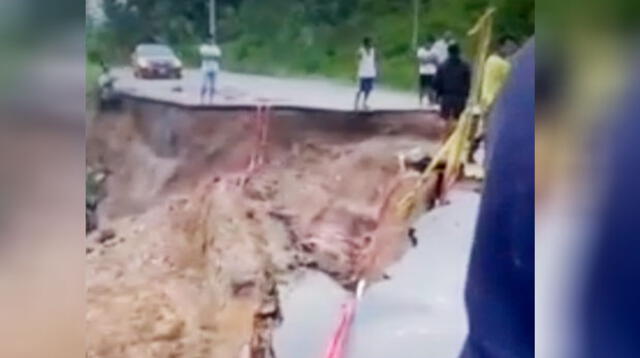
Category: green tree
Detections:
[{"x1": 92, "y1": 0, "x2": 534, "y2": 88}]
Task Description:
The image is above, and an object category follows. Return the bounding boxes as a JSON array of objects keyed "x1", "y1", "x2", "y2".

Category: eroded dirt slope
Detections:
[{"x1": 86, "y1": 103, "x2": 444, "y2": 358}]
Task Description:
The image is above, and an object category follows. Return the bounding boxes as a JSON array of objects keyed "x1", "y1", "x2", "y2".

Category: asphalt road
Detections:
[
  {"x1": 112, "y1": 67, "x2": 426, "y2": 111},
  {"x1": 274, "y1": 190, "x2": 480, "y2": 358}
]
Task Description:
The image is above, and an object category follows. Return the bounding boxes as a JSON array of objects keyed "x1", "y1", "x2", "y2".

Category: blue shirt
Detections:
[{"x1": 460, "y1": 39, "x2": 535, "y2": 358}]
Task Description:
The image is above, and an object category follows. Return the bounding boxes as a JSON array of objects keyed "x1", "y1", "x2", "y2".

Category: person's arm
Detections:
[
  {"x1": 375, "y1": 50, "x2": 381, "y2": 79},
  {"x1": 417, "y1": 48, "x2": 426, "y2": 61},
  {"x1": 434, "y1": 66, "x2": 443, "y2": 97},
  {"x1": 463, "y1": 64, "x2": 472, "y2": 98}
]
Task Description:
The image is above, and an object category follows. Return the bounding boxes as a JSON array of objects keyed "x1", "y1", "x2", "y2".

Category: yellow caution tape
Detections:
[{"x1": 395, "y1": 8, "x2": 495, "y2": 221}]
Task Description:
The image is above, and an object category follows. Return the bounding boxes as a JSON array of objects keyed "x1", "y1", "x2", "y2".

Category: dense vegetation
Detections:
[{"x1": 88, "y1": 0, "x2": 533, "y2": 88}]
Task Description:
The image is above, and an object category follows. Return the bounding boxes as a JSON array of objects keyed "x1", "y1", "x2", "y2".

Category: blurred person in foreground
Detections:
[
  {"x1": 534, "y1": 38, "x2": 640, "y2": 358},
  {"x1": 199, "y1": 37, "x2": 222, "y2": 104},
  {"x1": 416, "y1": 36, "x2": 439, "y2": 109},
  {"x1": 576, "y1": 48, "x2": 640, "y2": 358},
  {"x1": 434, "y1": 43, "x2": 471, "y2": 122},
  {"x1": 354, "y1": 37, "x2": 378, "y2": 110},
  {"x1": 459, "y1": 39, "x2": 534, "y2": 358}
]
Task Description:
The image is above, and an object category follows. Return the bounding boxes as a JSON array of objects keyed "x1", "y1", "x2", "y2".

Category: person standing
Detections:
[
  {"x1": 97, "y1": 64, "x2": 115, "y2": 100},
  {"x1": 434, "y1": 43, "x2": 471, "y2": 121},
  {"x1": 354, "y1": 37, "x2": 377, "y2": 110},
  {"x1": 481, "y1": 38, "x2": 515, "y2": 111},
  {"x1": 416, "y1": 37, "x2": 439, "y2": 108},
  {"x1": 467, "y1": 38, "x2": 515, "y2": 163},
  {"x1": 97, "y1": 64, "x2": 118, "y2": 110},
  {"x1": 199, "y1": 37, "x2": 222, "y2": 104},
  {"x1": 431, "y1": 31, "x2": 456, "y2": 65}
]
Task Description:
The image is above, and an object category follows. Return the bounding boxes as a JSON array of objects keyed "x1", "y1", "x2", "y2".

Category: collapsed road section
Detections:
[{"x1": 86, "y1": 96, "x2": 446, "y2": 358}]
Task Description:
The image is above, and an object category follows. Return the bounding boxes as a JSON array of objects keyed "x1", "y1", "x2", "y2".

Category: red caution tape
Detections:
[
  {"x1": 241, "y1": 104, "x2": 271, "y2": 185},
  {"x1": 324, "y1": 297, "x2": 358, "y2": 358}
]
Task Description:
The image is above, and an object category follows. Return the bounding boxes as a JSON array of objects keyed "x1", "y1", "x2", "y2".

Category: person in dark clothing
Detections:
[
  {"x1": 576, "y1": 52, "x2": 640, "y2": 358},
  {"x1": 434, "y1": 44, "x2": 472, "y2": 121},
  {"x1": 459, "y1": 39, "x2": 534, "y2": 358},
  {"x1": 460, "y1": 37, "x2": 640, "y2": 358}
]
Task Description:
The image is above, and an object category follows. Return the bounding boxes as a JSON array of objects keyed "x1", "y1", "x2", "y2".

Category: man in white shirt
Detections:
[
  {"x1": 431, "y1": 31, "x2": 456, "y2": 65},
  {"x1": 354, "y1": 37, "x2": 377, "y2": 110},
  {"x1": 199, "y1": 37, "x2": 222, "y2": 103},
  {"x1": 416, "y1": 37, "x2": 439, "y2": 107}
]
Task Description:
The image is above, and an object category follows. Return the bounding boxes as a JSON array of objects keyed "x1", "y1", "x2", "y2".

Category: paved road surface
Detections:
[
  {"x1": 274, "y1": 190, "x2": 479, "y2": 358},
  {"x1": 112, "y1": 68, "x2": 426, "y2": 111}
]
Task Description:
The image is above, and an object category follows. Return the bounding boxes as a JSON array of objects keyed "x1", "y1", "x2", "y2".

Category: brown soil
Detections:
[{"x1": 86, "y1": 100, "x2": 445, "y2": 358}]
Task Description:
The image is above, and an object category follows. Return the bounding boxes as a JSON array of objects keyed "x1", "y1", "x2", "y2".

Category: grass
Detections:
[
  {"x1": 86, "y1": 61, "x2": 102, "y2": 111},
  {"x1": 220, "y1": 38, "x2": 420, "y2": 91}
]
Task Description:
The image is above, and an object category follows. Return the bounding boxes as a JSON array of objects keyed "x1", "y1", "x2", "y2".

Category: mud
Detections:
[{"x1": 86, "y1": 97, "x2": 446, "y2": 358}]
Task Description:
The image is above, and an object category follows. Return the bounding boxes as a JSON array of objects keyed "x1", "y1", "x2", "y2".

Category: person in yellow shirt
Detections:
[
  {"x1": 468, "y1": 38, "x2": 516, "y2": 164},
  {"x1": 481, "y1": 40, "x2": 514, "y2": 111}
]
